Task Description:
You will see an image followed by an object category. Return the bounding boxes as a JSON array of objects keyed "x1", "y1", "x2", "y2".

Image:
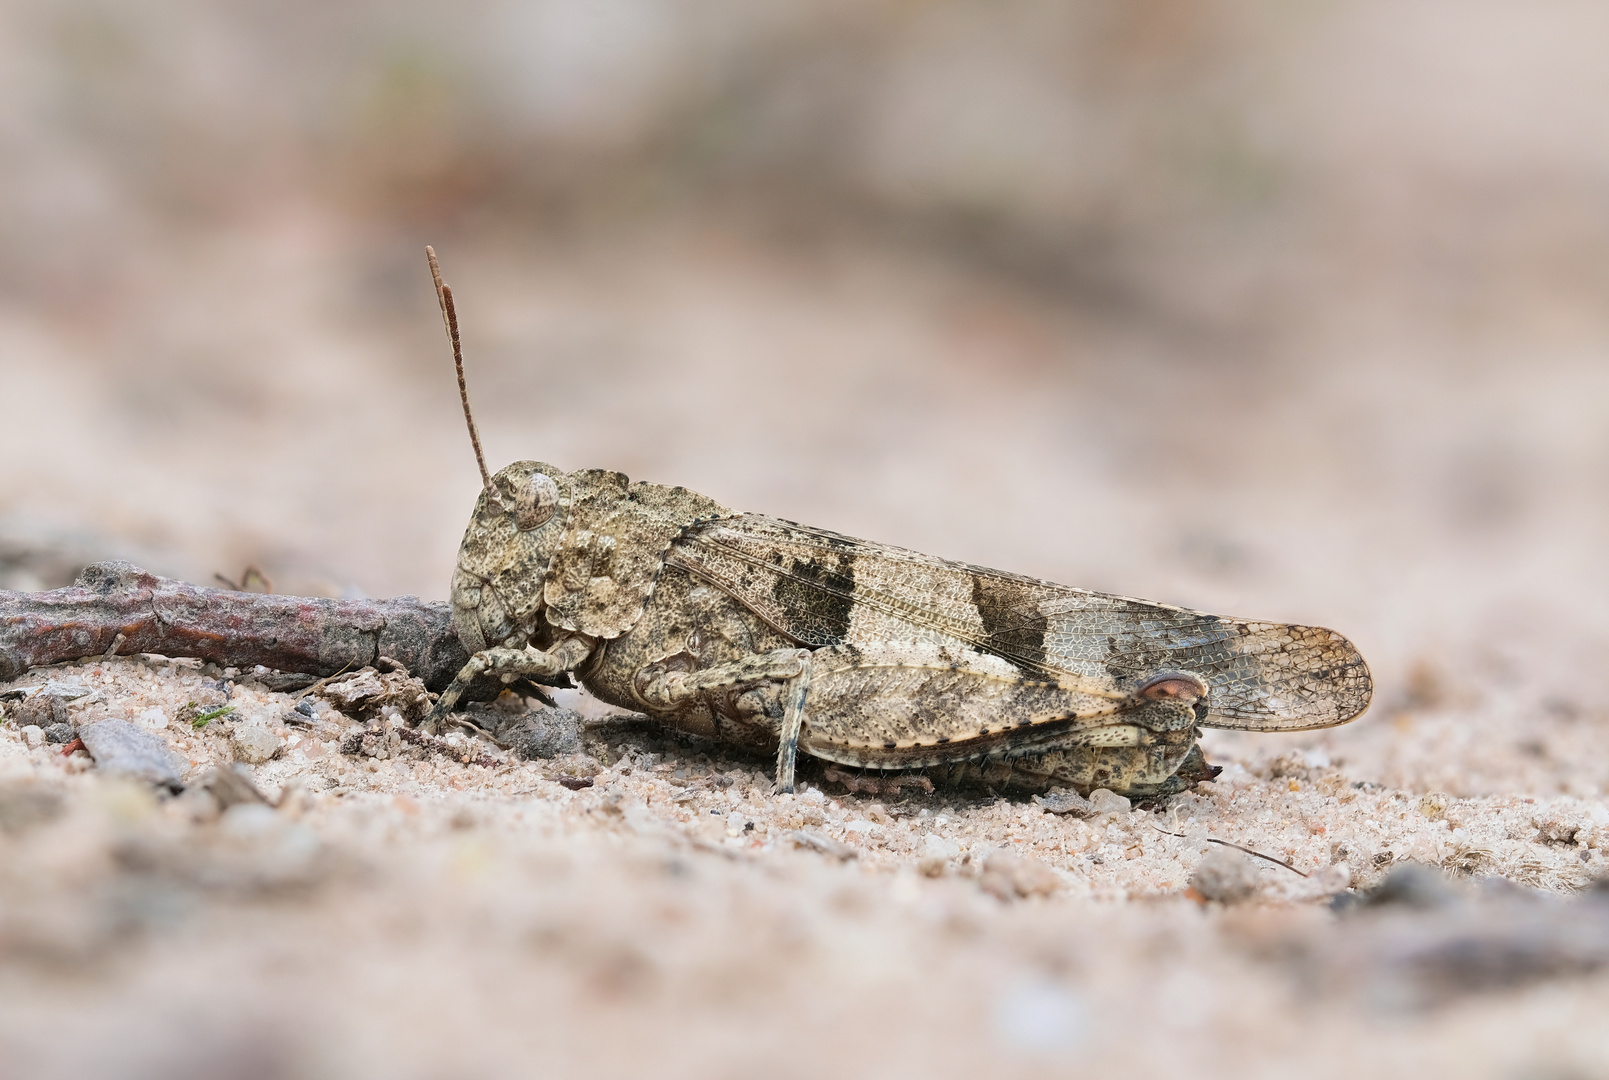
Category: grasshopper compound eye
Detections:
[{"x1": 513, "y1": 471, "x2": 559, "y2": 530}]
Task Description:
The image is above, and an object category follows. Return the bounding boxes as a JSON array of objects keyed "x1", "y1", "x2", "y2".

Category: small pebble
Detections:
[
  {"x1": 19, "y1": 725, "x2": 44, "y2": 749},
  {"x1": 77, "y1": 718, "x2": 185, "y2": 789},
  {"x1": 1033, "y1": 790, "x2": 1095, "y2": 817},
  {"x1": 318, "y1": 670, "x2": 386, "y2": 713},
  {"x1": 12, "y1": 693, "x2": 70, "y2": 729},
  {"x1": 1085, "y1": 789, "x2": 1132, "y2": 815},
  {"x1": 1419, "y1": 791, "x2": 1451, "y2": 820},
  {"x1": 1191, "y1": 846, "x2": 1259, "y2": 904},
  {"x1": 43, "y1": 723, "x2": 75, "y2": 744},
  {"x1": 1535, "y1": 818, "x2": 1581, "y2": 845},
  {"x1": 497, "y1": 705, "x2": 583, "y2": 760},
  {"x1": 135, "y1": 706, "x2": 169, "y2": 731},
  {"x1": 231, "y1": 724, "x2": 283, "y2": 765}
]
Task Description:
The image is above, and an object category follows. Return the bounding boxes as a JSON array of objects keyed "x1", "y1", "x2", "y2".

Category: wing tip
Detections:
[{"x1": 1202, "y1": 623, "x2": 1374, "y2": 732}]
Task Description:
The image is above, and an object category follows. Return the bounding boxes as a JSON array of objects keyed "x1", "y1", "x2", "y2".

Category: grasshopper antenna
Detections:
[{"x1": 427, "y1": 245, "x2": 502, "y2": 508}]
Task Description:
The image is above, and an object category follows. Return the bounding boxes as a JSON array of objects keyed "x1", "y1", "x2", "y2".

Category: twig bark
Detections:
[{"x1": 0, "y1": 561, "x2": 469, "y2": 691}]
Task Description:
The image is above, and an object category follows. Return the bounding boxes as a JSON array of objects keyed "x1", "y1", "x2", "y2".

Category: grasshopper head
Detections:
[{"x1": 450, "y1": 460, "x2": 573, "y2": 653}]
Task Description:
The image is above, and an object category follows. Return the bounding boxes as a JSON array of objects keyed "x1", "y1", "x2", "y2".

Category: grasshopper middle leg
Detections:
[{"x1": 634, "y1": 648, "x2": 812, "y2": 793}]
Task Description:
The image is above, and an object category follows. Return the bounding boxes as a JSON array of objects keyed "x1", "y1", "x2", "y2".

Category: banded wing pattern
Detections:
[{"x1": 666, "y1": 516, "x2": 1372, "y2": 732}]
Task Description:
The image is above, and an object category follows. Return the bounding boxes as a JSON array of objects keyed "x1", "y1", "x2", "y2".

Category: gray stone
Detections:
[
  {"x1": 78, "y1": 718, "x2": 185, "y2": 789},
  {"x1": 497, "y1": 706, "x2": 583, "y2": 760},
  {"x1": 12, "y1": 693, "x2": 69, "y2": 729},
  {"x1": 43, "y1": 723, "x2": 75, "y2": 744}
]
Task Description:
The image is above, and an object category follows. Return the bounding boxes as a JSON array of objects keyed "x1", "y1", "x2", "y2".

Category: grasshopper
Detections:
[{"x1": 420, "y1": 249, "x2": 1372, "y2": 798}]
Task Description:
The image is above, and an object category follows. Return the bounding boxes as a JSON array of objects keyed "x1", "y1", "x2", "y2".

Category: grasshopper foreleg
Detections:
[
  {"x1": 635, "y1": 648, "x2": 812, "y2": 793},
  {"x1": 424, "y1": 635, "x2": 594, "y2": 734}
]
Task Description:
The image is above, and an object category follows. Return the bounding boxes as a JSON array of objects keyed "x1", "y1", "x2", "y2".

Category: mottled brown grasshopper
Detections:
[{"x1": 421, "y1": 249, "x2": 1371, "y2": 797}]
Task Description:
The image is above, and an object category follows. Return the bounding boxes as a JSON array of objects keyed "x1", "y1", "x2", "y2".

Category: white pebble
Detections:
[
  {"x1": 1086, "y1": 788, "x2": 1132, "y2": 815},
  {"x1": 231, "y1": 724, "x2": 283, "y2": 764}
]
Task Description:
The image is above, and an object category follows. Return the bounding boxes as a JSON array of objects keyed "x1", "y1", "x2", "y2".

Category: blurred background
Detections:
[{"x1": 3, "y1": 0, "x2": 1608, "y2": 788}]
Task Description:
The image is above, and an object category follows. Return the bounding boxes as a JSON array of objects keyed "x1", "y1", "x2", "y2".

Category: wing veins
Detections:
[
  {"x1": 677, "y1": 533, "x2": 1125, "y2": 698},
  {"x1": 674, "y1": 521, "x2": 1372, "y2": 731}
]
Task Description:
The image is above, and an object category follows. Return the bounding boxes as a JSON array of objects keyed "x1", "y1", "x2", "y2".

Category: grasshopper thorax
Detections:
[{"x1": 450, "y1": 461, "x2": 735, "y2": 654}]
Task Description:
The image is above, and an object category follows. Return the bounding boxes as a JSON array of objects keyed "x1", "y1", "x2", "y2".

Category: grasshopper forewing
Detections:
[
  {"x1": 666, "y1": 516, "x2": 1372, "y2": 734},
  {"x1": 662, "y1": 516, "x2": 1370, "y2": 794},
  {"x1": 421, "y1": 249, "x2": 1373, "y2": 799}
]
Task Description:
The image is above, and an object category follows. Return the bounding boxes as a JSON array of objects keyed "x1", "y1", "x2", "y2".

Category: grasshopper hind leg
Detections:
[
  {"x1": 772, "y1": 659, "x2": 810, "y2": 795},
  {"x1": 937, "y1": 739, "x2": 1217, "y2": 799}
]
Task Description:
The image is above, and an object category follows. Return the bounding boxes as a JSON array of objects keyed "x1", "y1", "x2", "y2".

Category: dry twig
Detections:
[{"x1": 0, "y1": 561, "x2": 468, "y2": 690}]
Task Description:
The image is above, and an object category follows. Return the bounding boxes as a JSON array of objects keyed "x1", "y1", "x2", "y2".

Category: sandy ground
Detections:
[
  {"x1": 3, "y1": 227, "x2": 1609, "y2": 1078},
  {"x1": 3, "y1": 651, "x2": 1609, "y2": 1080}
]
